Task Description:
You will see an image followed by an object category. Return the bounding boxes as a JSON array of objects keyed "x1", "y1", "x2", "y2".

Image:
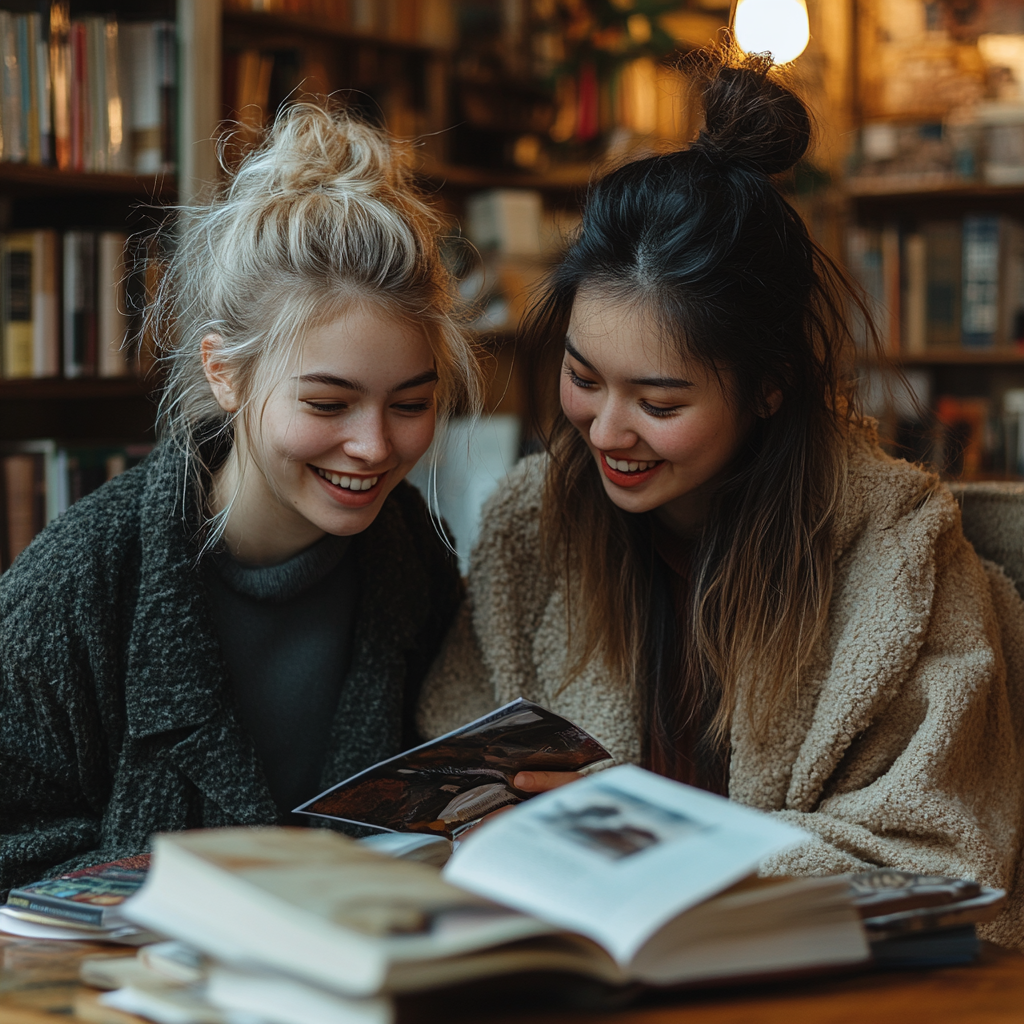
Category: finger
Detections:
[{"x1": 513, "y1": 770, "x2": 582, "y2": 792}]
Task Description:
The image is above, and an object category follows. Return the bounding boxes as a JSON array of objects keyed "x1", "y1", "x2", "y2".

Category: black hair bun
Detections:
[{"x1": 694, "y1": 59, "x2": 810, "y2": 176}]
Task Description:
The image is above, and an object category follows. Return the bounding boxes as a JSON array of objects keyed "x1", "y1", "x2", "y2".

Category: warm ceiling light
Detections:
[{"x1": 733, "y1": 0, "x2": 810, "y2": 65}]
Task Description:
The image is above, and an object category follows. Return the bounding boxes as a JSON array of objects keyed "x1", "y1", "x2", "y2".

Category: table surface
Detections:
[{"x1": 0, "y1": 934, "x2": 1022, "y2": 1024}]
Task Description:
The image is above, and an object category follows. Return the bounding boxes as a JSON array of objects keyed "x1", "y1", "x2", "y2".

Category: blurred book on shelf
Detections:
[
  {"x1": 0, "y1": 439, "x2": 151, "y2": 569},
  {"x1": 1, "y1": 229, "x2": 147, "y2": 380},
  {"x1": 0, "y1": 3, "x2": 175, "y2": 175},
  {"x1": 846, "y1": 217, "x2": 1024, "y2": 355}
]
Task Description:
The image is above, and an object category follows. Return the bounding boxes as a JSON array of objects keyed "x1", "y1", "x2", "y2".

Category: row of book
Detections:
[
  {"x1": 0, "y1": 4, "x2": 175, "y2": 174},
  {"x1": 0, "y1": 440, "x2": 150, "y2": 569},
  {"x1": 0, "y1": 229, "x2": 151, "y2": 379},
  {"x1": 223, "y1": 0, "x2": 457, "y2": 48},
  {"x1": 847, "y1": 215, "x2": 1024, "y2": 353}
]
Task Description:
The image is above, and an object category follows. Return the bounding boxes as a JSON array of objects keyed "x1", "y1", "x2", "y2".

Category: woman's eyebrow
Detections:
[
  {"x1": 389, "y1": 369, "x2": 439, "y2": 393},
  {"x1": 294, "y1": 369, "x2": 438, "y2": 393},
  {"x1": 564, "y1": 338, "x2": 596, "y2": 370},
  {"x1": 627, "y1": 373, "x2": 695, "y2": 389}
]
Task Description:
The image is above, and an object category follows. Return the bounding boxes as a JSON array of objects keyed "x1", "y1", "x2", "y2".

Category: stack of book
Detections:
[
  {"x1": 0, "y1": 4, "x2": 175, "y2": 175},
  {"x1": 0, "y1": 229, "x2": 153, "y2": 380}
]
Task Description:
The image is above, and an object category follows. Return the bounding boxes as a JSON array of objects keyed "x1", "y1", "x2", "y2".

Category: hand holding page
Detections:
[
  {"x1": 444, "y1": 764, "x2": 820, "y2": 967},
  {"x1": 294, "y1": 699, "x2": 613, "y2": 838}
]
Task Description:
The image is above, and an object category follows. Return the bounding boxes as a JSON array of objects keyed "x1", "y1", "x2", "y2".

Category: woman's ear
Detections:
[
  {"x1": 761, "y1": 387, "x2": 783, "y2": 418},
  {"x1": 201, "y1": 334, "x2": 240, "y2": 413}
]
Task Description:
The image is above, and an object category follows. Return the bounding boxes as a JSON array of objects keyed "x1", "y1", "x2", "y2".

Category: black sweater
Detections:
[{"x1": 0, "y1": 440, "x2": 462, "y2": 894}]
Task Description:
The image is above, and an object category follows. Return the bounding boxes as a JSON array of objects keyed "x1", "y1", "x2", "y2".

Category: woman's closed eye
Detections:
[
  {"x1": 565, "y1": 365, "x2": 596, "y2": 389},
  {"x1": 640, "y1": 399, "x2": 684, "y2": 418},
  {"x1": 304, "y1": 400, "x2": 347, "y2": 413},
  {"x1": 392, "y1": 399, "x2": 433, "y2": 414}
]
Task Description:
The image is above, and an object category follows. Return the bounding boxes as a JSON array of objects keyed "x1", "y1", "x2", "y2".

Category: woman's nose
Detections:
[
  {"x1": 342, "y1": 412, "x2": 392, "y2": 465},
  {"x1": 589, "y1": 401, "x2": 638, "y2": 452}
]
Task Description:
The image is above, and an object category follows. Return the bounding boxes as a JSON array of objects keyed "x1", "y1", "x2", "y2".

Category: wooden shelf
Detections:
[
  {"x1": 0, "y1": 163, "x2": 174, "y2": 199},
  {"x1": 0, "y1": 377, "x2": 157, "y2": 442},
  {"x1": 848, "y1": 178, "x2": 1024, "y2": 200},
  {"x1": 896, "y1": 350, "x2": 1024, "y2": 366},
  {"x1": 223, "y1": 11, "x2": 451, "y2": 52},
  {"x1": 0, "y1": 377, "x2": 154, "y2": 400}
]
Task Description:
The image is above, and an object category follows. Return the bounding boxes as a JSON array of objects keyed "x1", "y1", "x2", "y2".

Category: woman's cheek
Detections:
[{"x1": 560, "y1": 377, "x2": 588, "y2": 430}]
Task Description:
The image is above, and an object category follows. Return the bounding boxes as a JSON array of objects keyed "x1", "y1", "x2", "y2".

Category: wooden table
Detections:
[{"x1": 1, "y1": 934, "x2": 1022, "y2": 1024}]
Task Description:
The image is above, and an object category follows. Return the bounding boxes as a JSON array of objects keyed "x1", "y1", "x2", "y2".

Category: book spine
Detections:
[
  {"x1": 2, "y1": 13, "x2": 24, "y2": 163},
  {"x1": 69, "y1": 19, "x2": 85, "y2": 172},
  {"x1": 902, "y1": 233, "x2": 927, "y2": 355},
  {"x1": 50, "y1": 1, "x2": 70, "y2": 171},
  {"x1": 158, "y1": 22, "x2": 176, "y2": 173},
  {"x1": 104, "y1": 18, "x2": 124, "y2": 171},
  {"x1": 962, "y1": 215, "x2": 1000, "y2": 349},
  {"x1": 924, "y1": 221, "x2": 962, "y2": 348},
  {"x1": 32, "y1": 230, "x2": 59, "y2": 377},
  {"x1": 5, "y1": 891, "x2": 105, "y2": 928},
  {"x1": 3, "y1": 233, "x2": 34, "y2": 379},
  {"x1": 124, "y1": 23, "x2": 160, "y2": 174},
  {"x1": 62, "y1": 231, "x2": 97, "y2": 378},
  {"x1": 19, "y1": 15, "x2": 40, "y2": 165},
  {"x1": 86, "y1": 17, "x2": 105, "y2": 172},
  {"x1": 2, "y1": 453, "x2": 46, "y2": 564},
  {"x1": 34, "y1": 11, "x2": 51, "y2": 166},
  {"x1": 97, "y1": 232, "x2": 128, "y2": 377}
]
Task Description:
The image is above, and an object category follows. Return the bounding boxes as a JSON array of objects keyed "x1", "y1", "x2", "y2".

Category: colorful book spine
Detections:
[
  {"x1": 962, "y1": 215, "x2": 1000, "y2": 349},
  {"x1": 50, "y1": 1, "x2": 70, "y2": 170}
]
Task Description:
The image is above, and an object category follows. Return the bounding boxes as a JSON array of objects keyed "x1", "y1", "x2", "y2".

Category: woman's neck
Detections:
[{"x1": 209, "y1": 446, "x2": 325, "y2": 566}]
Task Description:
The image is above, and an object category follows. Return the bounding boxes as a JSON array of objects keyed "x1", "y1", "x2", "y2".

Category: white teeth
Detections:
[
  {"x1": 316, "y1": 467, "x2": 381, "y2": 492},
  {"x1": 606, "y1": 456, "x2": 657, "y2": 473}
]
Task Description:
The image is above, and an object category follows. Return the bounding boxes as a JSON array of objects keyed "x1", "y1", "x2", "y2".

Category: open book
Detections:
[
  {"x1": 122, "y1": 765, "x2": 869, "y2": 1004},
  {"x1": 294, "y1": 699, "x2": 613, "y2": 838}
]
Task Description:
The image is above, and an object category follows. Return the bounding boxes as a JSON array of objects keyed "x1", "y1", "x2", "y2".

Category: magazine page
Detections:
[
  {"x1": 294, "y1": 699, "x2": 613, "y2": 838},
  {"x1": 442, "y1": 764, "x2": 809, "y2": 965}
]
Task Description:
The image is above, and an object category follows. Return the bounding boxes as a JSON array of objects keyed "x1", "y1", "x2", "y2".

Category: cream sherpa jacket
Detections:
[{"x1": 419, "y1": 427, "x2": 1024, "y2": 948}]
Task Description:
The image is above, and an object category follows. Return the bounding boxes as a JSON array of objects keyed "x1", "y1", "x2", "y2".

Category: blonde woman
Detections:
[
  {"x1": 0, "y1": 104, "x2": 481, "y2": 886},
  {"x1": 419, "y1": 61, "x2": 1024, "y2": 947}
]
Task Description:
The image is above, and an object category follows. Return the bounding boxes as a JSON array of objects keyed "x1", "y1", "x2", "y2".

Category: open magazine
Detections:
[{"x1": 294, "y1": 699, "x2": 613, "y2": 837}]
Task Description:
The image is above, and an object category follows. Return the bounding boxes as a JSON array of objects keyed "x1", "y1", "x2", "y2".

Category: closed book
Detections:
[
  {"x1": 962, "y1": 214, "x2": 1000, "y2": 348},
  {"x1": 84, "y1": 16, "x2": 105, "y2": 172},
  {"x1": 63, "y1": 230, "x2": 97, "y2": 378},
  {"x1": 923, "y1": 220, "x2": 962, "y2": 348},
  {"x1": 69, "y1": 19, "x2": 88, "y2": 171},
  {"x1": 0, "y1": 12, "x2": 24, "y2": 162},
  {"x1": 33, "y1": 9, "x2": 51, "y2": 165},
  {"x1": 2, "y1": 232, "x2": 34, "y2": 377},
  {"x1": 103, "y1": 17, "x2": 125, "y2": 170},
  {"x1": 902, "y1": 233, "x2": 927, "y2": 355},
  {"x1": 97, "y1": 232, "x2": 128, "y2": 377},
  {"x1": 121, "y1": 22, "x2": 160, "y2": 173},
  {"x1": 32, "y1": 229, "x2": 58, "y2": 377},
  {"x1": 4, "y1": 857, "x2": 149, "y2": 930},
  {"x1": 17, "y1": 14, "x2": 39, "y2": 164},
  {"x1": 50, "y1": 1, "x2": 70, "y2": 170},
  {"x1": 846, "y1": 225, "x2": 885, "y2": 351},
  {"x1": 0, "y1": 444, "x2": 49, "y2": 568}
]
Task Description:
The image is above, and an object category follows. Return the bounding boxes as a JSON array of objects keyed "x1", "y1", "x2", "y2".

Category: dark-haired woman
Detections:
[{"x1": 418, "y1": 58, "x2": 1024, "y2": 948}]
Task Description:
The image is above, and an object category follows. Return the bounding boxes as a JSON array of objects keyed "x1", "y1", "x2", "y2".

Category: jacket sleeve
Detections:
[
  {"x1": 756, "y1": 526, "x2": 1024, "y2": 948},
  {"x1": 0, "y1": 507, "x2": 131, "y2": 893}
]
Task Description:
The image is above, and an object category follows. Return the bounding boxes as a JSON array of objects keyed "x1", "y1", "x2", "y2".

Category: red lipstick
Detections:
[{"x1": 599, "y1": 454, "x2": 665, "y2": 489}]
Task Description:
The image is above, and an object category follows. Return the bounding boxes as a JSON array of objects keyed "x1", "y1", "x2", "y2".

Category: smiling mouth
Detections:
[
  {"x1": 313, "y1": 466, "x2": 381, "y2": 492},
  {"x1": 604, "y1": 456, "x2": 662, "y2": 473}
]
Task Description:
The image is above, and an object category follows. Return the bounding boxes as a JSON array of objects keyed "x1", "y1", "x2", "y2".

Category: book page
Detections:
[
  {"x1": 443, "y1": 764, "x2": 808, "y2": 965},
  {"x1": 295, "y1": 699, "x2": 613, "y2": 838}
]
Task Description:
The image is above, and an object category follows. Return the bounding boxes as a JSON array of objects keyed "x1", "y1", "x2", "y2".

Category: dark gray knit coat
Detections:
[{"x1": 0, "y1": 440, "x2": 462, "y2": 894}]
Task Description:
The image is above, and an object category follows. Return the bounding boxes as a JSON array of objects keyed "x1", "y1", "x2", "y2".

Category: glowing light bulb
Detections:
[{"x1": 733, "y1": 0, "x2": 810, "y2": 65}]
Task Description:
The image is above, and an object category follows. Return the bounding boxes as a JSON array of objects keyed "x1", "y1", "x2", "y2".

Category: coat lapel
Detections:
[{"x1": 122, "y1": 443, "x2": 277, "y2": 824}]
